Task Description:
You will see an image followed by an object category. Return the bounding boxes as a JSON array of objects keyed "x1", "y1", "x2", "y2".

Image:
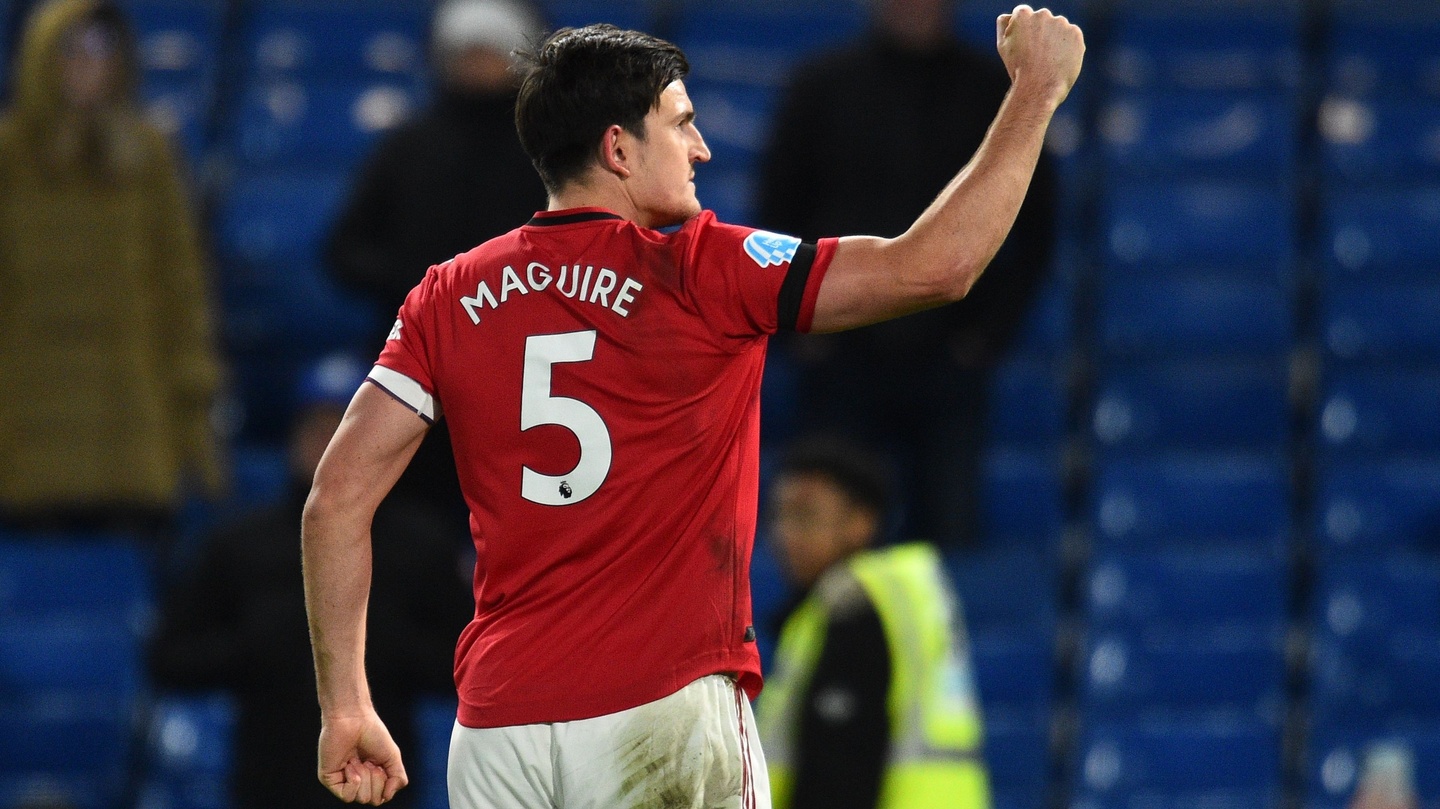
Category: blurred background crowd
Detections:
[{"x1": 0, "y1": 0, "x2": 1438, "y2": 807}]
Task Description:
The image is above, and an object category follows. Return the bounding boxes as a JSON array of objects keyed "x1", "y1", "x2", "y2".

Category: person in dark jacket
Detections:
[
  {"x1": 149, "y1": 355, "x2": 473, "y2": 809},
  {"x1": 757, "y1": 0, "x2": 1059, "y2": 548},
  {"x1": 326, "y1": 0, "x2": 547, "y2": 534}
]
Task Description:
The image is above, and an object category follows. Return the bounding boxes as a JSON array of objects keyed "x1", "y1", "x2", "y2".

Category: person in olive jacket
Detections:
[{"x1": 0, "y1": 0, "x2": 225, "y2": 535}]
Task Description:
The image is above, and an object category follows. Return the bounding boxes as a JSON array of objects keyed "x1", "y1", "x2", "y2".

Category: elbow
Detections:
[{"x1": 921, "y1": 257, "x2": 985, "y2": 305}]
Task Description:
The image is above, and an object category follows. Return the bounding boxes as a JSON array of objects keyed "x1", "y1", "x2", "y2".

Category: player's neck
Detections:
[{"x1": 548, "y1": 174, "x2": 649, "y2": 227}]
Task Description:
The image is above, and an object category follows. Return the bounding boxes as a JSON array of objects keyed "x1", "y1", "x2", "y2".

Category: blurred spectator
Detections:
[
  {"x1": 0, "y1": 0, "x2": 224, "y2": 538},
  {"x1": 149, "y1": 354, "x2": 473, "y2": 809},
  {"x1": 757, "y1": 437, "x2": 989, "y2": 809},
  {"x1": 757, "y1": 0, "x2": 1058, "y2": 547},
  {"x1": 327, "y1": 0, "x2": 546, "y2": 532},
  {"x1": 1350, "y1": 741, "x2": 1419, "y2": 809}
]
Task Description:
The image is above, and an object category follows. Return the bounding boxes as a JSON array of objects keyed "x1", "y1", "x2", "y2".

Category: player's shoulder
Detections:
[{"x1": 679, "y1": 211, "x2": 806, "y2": 271}]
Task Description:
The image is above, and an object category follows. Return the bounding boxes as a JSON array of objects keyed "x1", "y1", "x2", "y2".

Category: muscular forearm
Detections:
[
  {"x1": 303, "y1": 490, "x2": 378, "y2": 717},
  {"x1": 894, "y1": 79, "x2": 1060, "y2": 301},
  {"x1": 808, "y1": 7, "x2": 1083, "y2": 334}
]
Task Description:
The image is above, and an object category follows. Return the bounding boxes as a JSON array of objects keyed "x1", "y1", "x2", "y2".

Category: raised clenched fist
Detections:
[{"x1": 997, "y1": 5, "x2": 1086, "y2": 106}]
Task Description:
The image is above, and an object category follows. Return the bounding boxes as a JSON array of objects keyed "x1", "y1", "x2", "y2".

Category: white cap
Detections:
[{"x1": 432, "y1": 0, "x2": 543, "y2": 62}]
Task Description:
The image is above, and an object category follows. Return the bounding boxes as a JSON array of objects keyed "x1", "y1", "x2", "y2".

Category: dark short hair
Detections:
[
  {"x1": 514, "y1": 24, "x2": 689, "y2": 193},
  {"x1": 777, "y1": 436, "x2": 892, "y2": 519}
]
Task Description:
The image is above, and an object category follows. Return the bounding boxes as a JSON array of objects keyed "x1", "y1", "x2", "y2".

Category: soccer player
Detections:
[{"x1": 302, "y1": 7, "x2": 1084, "y2": 809}]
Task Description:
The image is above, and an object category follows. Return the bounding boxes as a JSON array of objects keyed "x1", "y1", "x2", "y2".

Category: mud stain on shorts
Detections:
[{"x1": 614, "y1": 688, "x2": 743, "y2": 809}]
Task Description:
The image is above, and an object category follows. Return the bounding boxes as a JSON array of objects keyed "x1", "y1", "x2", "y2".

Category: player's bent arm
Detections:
[
  {"x1": 304, "y1": 383, "x2": 426, "y2": 804},
  {"x1": 302, "y1": 381, "x2": 429, "y2": 718},
  {"x1": 808, "y1": 6, "x2": 1083, "y2": 334}
]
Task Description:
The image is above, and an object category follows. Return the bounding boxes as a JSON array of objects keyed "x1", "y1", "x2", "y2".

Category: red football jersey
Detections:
[{"x1": 370, "y1": 208, "x2": 836, "y2": 728}]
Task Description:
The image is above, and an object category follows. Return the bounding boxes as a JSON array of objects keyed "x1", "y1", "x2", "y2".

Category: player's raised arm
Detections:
[
  {"x1": 302, "y1": 382, "x2": 431, "y2": 805},
  {"x1": 808, "y1": 5, "x2": 1084, "y2": 334}
]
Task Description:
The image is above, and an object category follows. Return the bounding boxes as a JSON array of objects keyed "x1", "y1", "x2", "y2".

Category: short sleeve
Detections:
[
  {"x1": 681, "y1": 212, "x2": 837, "y2": 338},
  {"x1": 371, "y1": 266, "x2": 443, "y2": 422}
]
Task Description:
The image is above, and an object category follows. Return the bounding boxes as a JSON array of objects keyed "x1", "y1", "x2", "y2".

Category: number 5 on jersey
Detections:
[{"x1": 520, "y1": 330, "x2": 613, "y2": 505}]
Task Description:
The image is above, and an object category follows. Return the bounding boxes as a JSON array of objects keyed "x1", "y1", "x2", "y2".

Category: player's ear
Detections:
[{"x1": 599, "y1": 124, "x2": 631, "y2": 179}]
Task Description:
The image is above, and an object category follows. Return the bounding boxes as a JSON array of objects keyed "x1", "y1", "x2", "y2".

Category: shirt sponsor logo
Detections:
[{"x1": 743, "y1": 230, "x2": 801, "y2": 268}]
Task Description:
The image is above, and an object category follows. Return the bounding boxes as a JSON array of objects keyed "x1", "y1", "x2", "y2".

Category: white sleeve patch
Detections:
[
  {"x1": 367, "y1": 366, "x2": 440, "y2": 422},
  {"x1": 743, "y1": 230, "x2": 802, "y2": 268}
]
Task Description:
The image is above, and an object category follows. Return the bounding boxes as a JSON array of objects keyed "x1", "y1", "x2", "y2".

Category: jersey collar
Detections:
[{"x1": 526, "y1": 208, "x2": 625, "y2": 227}]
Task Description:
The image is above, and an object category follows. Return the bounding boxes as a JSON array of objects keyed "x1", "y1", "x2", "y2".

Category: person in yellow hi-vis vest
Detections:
[{"x1": 757, "y1": 438, "x2": 990, "y2": 809}]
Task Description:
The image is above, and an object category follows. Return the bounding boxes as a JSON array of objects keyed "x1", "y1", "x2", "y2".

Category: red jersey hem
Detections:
[{"x1": 455, "y1": 649, "x2": 762, "y2": 729}]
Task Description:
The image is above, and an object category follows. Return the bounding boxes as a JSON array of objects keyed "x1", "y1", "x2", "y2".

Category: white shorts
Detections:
[{"x1": 447, "y1": 675, "x2": 770, "y2": 809}]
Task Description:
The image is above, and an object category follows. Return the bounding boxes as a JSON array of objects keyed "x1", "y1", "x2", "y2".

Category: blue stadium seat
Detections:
[
  {"x1": 977, "y1": 448, "x2": 1065, "y2": 550},
  {"x1": 1321, "y1": 188, "x2": 1440, "y2": 279},
  {"x1": 1074, "y1": 719, "x2": 1282, "y2": 807},
  {"x1": 1100, "y1": 93, "x2": 1298, "y2": 180},
  {"x1": 945, "y1": 551, "x2": 1058, "y2": 637},
  {"x1": 1102, "y1": 9, "x2": 1300, "y2": 92},
  {"x1": 1320, "y1": 99, "x2": 1440, "y2": 184},
  {"x1": 538, "y1": 0, "x2": 656, "y2": 32},
  {"x1": 1317, "y1": 369, "x2": 1440, "y2": 456},
  {"x1": 1311, "y1": 628, "x2": 1440, "y2": 727},
  {"x1": 672, "y1": 3, "x2": 866, "y2": 87},
  {"x1": 0, "y1": 618, "x2": 145, "y2": 808},
  {"x1": 0, "y1": 539, "x2": 152, "y2": 626},
  {"x1": 1307, "y1": 726, "x2": 1440, "y2": 809},
  {"x1": 685, "y1": 80, "x2": 778, "y2": 172},
  {"x1": 230, "y1": 79, "x2": 419, "y2": 170},
  {"x1": 1315, "y1": 460, "x2": 1440, "y2": 556},
  {"x1": 955, "y1": 0, "x2": 1086, "y2": 52},
  {"x1": 1090, "y1": 361, "x2": 1289, "y2": 450},
  {"x1": 215, "y1": 171, "x2": 348, "y2": 267},
  {"x1": 984, "y1": 715, "x2": 1049, "y2": 809},
  {"x1": 238, "y1": 1, "x2": 428, "y2": 81},
  {"x1": 1085, "y1": 552, "x2": 1288, "y2": 636},
  {"x1": 125, "y1": 0, "x2": 225, "y2": 164},
  {"x1": 125, "y1": 0, "x2": 224, "y2": 85},
  {"x1": 414, "y1": 698, "x2": 458, "y2": 809},
  {"x1": 1325, "y1": 14, "x2": 1440, "y2": 99},
  {"x1": 1009, "y1": 267, "x2": 1075, "y2": 358},
  {"x1": 1322, "y1": 281, "x2": 1440, "y2": 361},
  {"x1": 1311, "y1": 555, "x2": 1440, "y2": 648},
  {"x1": 987, "y1": 361, "x2": 1067, "y2": 447},
  {"x1": 971, "y1": 628, "x2": 1054, "y2": 720},
  {"x1": 0, "y1": 0, "x2": 11, "y2": 77},
  {"x1": 698, "y1": 168, "x2": 757, "y2": 227},
  {"x1": 225, "y1": 349, "x2": 311, "y2": 444},
  {"x1": 215, "y1": 174, "x2": 380, "y2": 351},
  {"x1": 1103, "y1": 182, "x2": 1294, "y2": 270},
  {"x1": 1080, "y1": 634, "x2": 1286, "y2": 722},
  {"x1": 138, "y1": 693, "x2": 234, "y2": 809},
  {"x1": 1090, "y1": 454, "x2": 1290, "y2": 554},
  {"x1": 1097, "y1": 275, "x2": 1292, "y2": 358},
  {"x1": 140, "y1": 76, "x2": 211, "y2": 167}
]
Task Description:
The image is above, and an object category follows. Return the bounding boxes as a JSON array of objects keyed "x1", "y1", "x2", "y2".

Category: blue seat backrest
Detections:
[
  {"x1": 1103, "y1": 182, "x2": 1294, "y2": 270},
  {"x1": 238, "y1": 1, "x2": 429, "y2": 82},
  {"x1": 1317, "y1": 369, "x2": 1440, "y2": 456},
  {"x1": 1076, "y1": 718, "x2": 1282, "y2": 797},
  {"x1": 1321, "y1": 188, "x2": 1440, "y2": 280},
  {"x1": 1100, "y1": 93, "x2": 1298, "y2": 181},
  {"x1": 1103, "y1": 9, "x2": 1300, "y2": 92},
  {"x1": 1090, "y1": 361, "x2": 1289, "y2": 450},
  {"x1": 673, "y1": 3, "x2": 866, "y2": 87},
  {"x1": 1314, "y1": 460, "x2": 1440, "y2": 556},
  {"x1": 1322, "y1": 281, "x2": 1440, "y2": 362},
  {"x1": 1320, "y1": 99, "x2": 1440, "y2": 184},
  {"x1": 1098, "y1": 274, "x2": 1292, "y2": 360},
  {"x1": 1086, "y1": 551, "x2": 1289, "y2": 635},
  {"x1": 1091, "y1": 453, "x2": 1290, "y2": 554}
]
